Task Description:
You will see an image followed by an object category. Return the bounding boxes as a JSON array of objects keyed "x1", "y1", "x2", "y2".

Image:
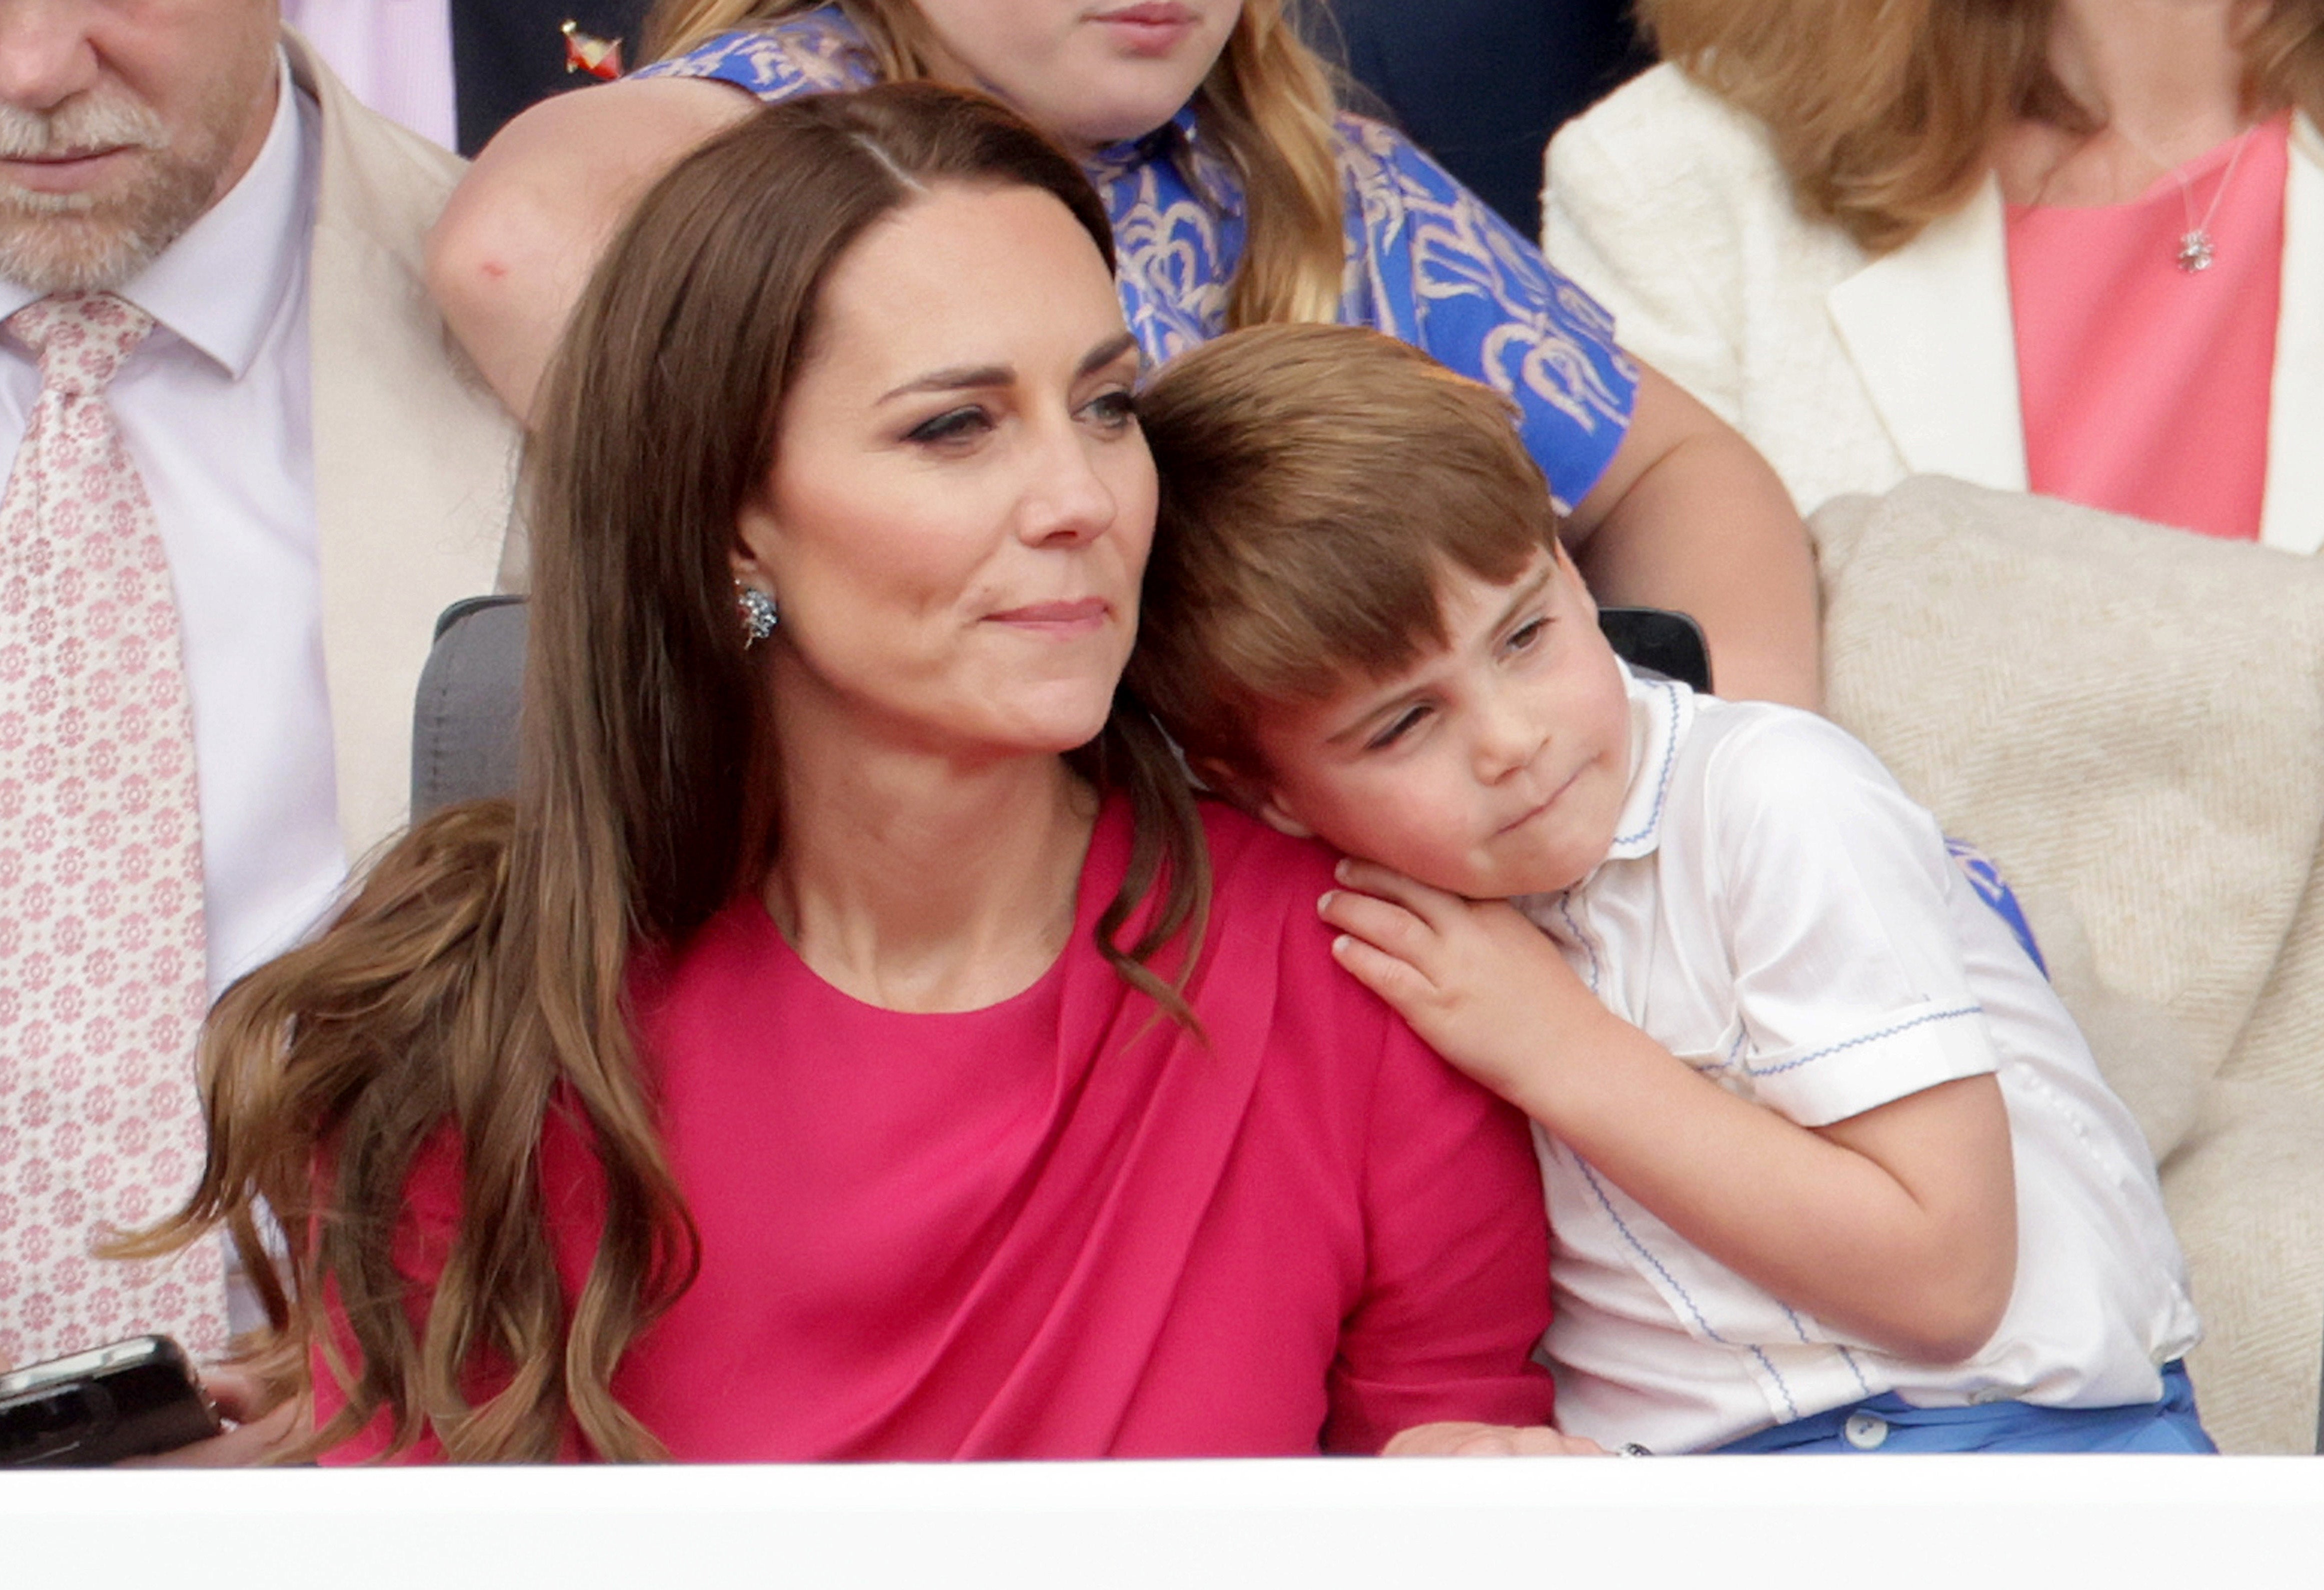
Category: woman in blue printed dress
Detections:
[{"x1": 431, "y1": 0, "x2": 1821, "y2": 707}]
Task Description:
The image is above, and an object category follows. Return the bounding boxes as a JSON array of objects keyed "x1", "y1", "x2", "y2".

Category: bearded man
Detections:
[{"x1": 0, "y1": 1, "x2": 518, "y2": 1381}]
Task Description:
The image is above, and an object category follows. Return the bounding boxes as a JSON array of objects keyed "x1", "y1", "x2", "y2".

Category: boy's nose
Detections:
[{"x1": 1473, "y1": 693, "x2": 1549, "y2": 783}]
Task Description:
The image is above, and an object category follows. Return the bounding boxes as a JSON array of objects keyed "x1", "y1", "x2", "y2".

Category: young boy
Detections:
[{"x1": 1128, "y1": 324, "x2": 2209, "y2": 1455}]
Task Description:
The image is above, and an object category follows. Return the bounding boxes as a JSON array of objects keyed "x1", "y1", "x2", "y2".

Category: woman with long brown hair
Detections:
[
  {"x1": 1546, "y1": 0, "x2": 2324, "y2": 550},
  {"x1": 423, "y1": 0, "x2": 1823, "y2": 711},
  {"x1": 124, "y1": 83, "x2": 1571, "y2": 1463}
]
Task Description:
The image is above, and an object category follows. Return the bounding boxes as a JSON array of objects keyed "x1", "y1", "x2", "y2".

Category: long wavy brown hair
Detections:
[
  {"x1": 1643, "y1": 0, "x2": 2324, "y2": 252},
  {"x1": 119, "y1": 84, "x2": 1210, "y2": 1464},
  {"x1": 643, "y1": 0, "x2": 1348, "y2": 325}
]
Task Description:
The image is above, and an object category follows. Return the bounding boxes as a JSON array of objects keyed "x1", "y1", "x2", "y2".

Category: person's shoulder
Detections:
[
  {"x1": 1674, "y1": 696, "x2": 1930, "y2": 875},
  {"x1": 636, "y1": 4, "x2": 881, "y2": 99},
  {"x1": 1685, "y1": 695, "x2": 1896, "y2": 803},
  {"x1": 1550, "y1": 62, "x2": 1786, "y2": 194},
  {"x1": 1330, "y1": 110, "x2": 1471, "y2": 203},
  {"x1": 289, "y1": 29, "x2": 464, "y2": 211},
  {"x1": 1193, "y1": 800, "x2": 1380, "y2": 992},
  {"x1": 1197, "y1": 798, "x2": 1343, "y2": 911}
]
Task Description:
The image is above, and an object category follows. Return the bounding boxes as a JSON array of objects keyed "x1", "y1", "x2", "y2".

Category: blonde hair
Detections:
[
  {"x1": 1128, "y1": 323, "x2": 1559, "y2": 783},
  {"x1": 645, "y1": 0, "x2": 1348, "y2": 324},
  {"x1": 1643, "y1": 0, "x2": 2324, "y2": 253}
]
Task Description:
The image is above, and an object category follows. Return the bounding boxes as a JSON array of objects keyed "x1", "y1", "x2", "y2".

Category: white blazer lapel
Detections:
[
  {"x1": 2263, "y1": 115, "x2": 2324, "y2": 554},
  {"x1": 1827, "y1": 180, "x2": 2028, "y2": 491}
]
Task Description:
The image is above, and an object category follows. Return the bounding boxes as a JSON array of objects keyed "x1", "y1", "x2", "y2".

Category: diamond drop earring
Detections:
[{"x1": 736, "y1": 582, "x2": 779, "y2": 646}]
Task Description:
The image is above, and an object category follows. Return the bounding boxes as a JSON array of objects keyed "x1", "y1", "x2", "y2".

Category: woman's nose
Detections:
[{"x1": 1016, "y1": 426, "x2": 1118, "y2": 547}]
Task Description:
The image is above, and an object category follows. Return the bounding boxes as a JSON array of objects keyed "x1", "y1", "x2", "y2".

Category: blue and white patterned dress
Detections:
[{"x1": 636, "y1": 7, "x2": 1639, "y2": 511}]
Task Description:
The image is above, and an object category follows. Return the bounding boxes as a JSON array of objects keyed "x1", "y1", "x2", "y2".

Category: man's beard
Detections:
[{"x1": 0, "y1": 89, "x2": 233, "y2": 294}]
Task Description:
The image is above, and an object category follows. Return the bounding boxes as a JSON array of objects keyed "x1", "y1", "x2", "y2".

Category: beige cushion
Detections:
[{"x1": 1813, "y1": 475, "x2": 2324, "y2": 1453}]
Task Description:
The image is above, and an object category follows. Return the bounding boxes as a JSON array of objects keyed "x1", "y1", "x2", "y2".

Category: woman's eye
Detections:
[
  {"x1": 1365, "y1": 705, "x2": 1430, "y2": 751},
  {"x1": 905, "y1": 406, "x2": 994, "y2": 446},
  {"x1": 1083, "y1": 389, "x2": 1138, "y2": 430}
]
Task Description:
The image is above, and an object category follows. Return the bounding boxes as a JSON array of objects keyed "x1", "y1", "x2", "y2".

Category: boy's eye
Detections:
[
  {"x1": 905, "y1": 405, "x2": 995, "y2": 446},
  {"x1": 1504, "y1": 616, "x2": 1550, "y2": 654},
  {"x1": 1365, "y1": 704, "x2": 1431, "y2": 751}
]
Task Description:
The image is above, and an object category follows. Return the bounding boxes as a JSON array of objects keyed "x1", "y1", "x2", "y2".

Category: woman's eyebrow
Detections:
[
  {"x1": 875, "y1": 334, "x2": 1137, "y2": 404},
  {"x1": 877, "y1": 363, "x2": 1012, "y2": 403},
  {"x1": 1079, "y1": 332, "x2": 1139, "y2": 377}
]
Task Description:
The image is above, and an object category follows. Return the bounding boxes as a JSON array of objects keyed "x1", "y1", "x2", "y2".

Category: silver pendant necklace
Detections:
[{"x1": 2109, "y1": 121, "x2": 2260, "y2": 274}]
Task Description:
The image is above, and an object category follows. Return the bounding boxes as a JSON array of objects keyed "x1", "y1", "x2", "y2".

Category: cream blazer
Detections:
[
  {"x1": 1544, "y1": 64, "x2": 2324, "y2": 554},
  {"x1": 287, "y1": 31, "x2": 523, "y2": 857}
]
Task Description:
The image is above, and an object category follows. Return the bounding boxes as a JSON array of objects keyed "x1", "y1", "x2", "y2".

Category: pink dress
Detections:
[
  {"x1": 2007, "y1": 115, "x2": 2289, "y2": 541},
  {"x1": 315, "y1": 799, "x2": 1557, "y2": 1461}
]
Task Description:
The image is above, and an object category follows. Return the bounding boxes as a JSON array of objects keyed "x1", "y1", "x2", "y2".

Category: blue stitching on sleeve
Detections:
[
  {"x1": 1577, "y1": 1160, "x2": 1799, "y2": 1421},
  {"x1": 1610, "y1": 680, "x2": 1683, "y2": 847},
  {"x1": 1744, "y1": 1004, "x2": 1984, "y2": 1079}
]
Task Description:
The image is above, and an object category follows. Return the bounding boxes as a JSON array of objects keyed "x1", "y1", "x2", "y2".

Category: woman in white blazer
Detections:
[{"x1": 1543, "y1": 0, "x2": 2324, "y2": 554}]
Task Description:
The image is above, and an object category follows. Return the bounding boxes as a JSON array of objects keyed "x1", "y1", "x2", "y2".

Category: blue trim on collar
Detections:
[{"x1": 1603, "y1": 667, "x2": 1692, "y2": 861}]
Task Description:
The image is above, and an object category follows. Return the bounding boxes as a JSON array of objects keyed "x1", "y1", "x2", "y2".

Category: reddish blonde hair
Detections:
[
  {"x1": 1643, "y1": 0, "x2": 2324, "y2": 252},
  {"x1": 1128, "y1": 324, "x2": 1559, "y2": 784}
]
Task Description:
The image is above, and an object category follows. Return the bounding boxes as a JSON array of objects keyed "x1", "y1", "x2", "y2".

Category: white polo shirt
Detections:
[{"x1": 1516, "y1": 670, "x2": 2203, "y2": 1455}]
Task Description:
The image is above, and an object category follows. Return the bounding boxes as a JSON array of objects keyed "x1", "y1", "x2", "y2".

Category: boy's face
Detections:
[{"x1": 1242, "y1": 543, "x2": 1633, "y2": 899}]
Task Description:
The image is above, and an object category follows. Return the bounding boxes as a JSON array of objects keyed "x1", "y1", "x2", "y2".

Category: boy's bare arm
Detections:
[
  {"x1": 1563, "y1": 363, "x2": 1823, "y2": 712},
  {"x1": 1322, "y1": 859, "x2": 2018, "y2": 1365}
]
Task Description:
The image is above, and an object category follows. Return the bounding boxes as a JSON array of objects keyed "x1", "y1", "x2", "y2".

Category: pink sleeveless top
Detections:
[{"x1": 2007, "y1": 115, "x2": 2290, "y2": 542}]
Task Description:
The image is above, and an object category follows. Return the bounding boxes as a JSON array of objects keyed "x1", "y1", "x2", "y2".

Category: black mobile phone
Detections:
[{"x1": 0, "y1": 1335, "x2": 222, "y2": 1467}]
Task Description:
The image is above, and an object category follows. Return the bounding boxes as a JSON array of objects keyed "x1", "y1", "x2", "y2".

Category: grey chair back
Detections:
[{"x1": 410, "y1": 595, "x2": 527, "y2": 820}]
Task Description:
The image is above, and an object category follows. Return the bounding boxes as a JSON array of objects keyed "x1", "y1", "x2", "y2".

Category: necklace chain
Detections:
[{"x1": 2103, "y1": 120, "x2": 2261, "y2": 273}]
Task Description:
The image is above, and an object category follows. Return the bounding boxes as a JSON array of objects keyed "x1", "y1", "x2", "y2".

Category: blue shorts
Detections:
[{"x1": 1714, "y1": 1362, "x2": 2215, "y2": 1454}]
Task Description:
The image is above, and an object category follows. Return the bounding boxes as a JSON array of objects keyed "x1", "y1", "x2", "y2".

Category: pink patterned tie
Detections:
[{"x1": 0, "y1": 292, "x2": 224, "y2": 1368}]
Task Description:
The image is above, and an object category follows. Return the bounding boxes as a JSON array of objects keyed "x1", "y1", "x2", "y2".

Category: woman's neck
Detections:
[
  {"x1": 763, "y1": 689, "x2": 1101, "y2": 1015},
  {"x1": 1998, "y1": 0, "x2": 2260, "y2": 205}
]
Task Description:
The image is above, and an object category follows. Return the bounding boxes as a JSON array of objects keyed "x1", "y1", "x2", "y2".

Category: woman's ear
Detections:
[{"x1": 733, "y1": 490, "x2": 780, "y2": 590}]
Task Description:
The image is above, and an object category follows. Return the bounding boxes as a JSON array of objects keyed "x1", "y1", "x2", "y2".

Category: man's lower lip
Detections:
[{"x1": 0, "y1": 150, "x2": 131, "y2": 190}]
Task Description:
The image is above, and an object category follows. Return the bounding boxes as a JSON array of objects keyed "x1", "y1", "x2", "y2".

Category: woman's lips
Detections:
[
  {"x1": 987, "y1": 597, "x2": 1112, "y2": 634},
  {"x1": 1090, "y1": 2, "x2": 1201, "y2": 55}
]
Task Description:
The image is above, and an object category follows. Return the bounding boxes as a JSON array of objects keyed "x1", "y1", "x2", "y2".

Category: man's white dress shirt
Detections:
[
  {"x1": 280, "y1": 0, "x2": 458, "y2": 150},
  {"x1": 0, "y1": 57, "x2": 347, "y2": 1003},
  {"x1": 1518, "y1": 668, "x2": 2204, "y2": 1454}
]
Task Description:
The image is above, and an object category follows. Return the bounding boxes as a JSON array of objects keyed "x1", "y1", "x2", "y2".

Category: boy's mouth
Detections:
[{"x1": 1494, "y1": 768, "x2": 1582, "y2": 836}]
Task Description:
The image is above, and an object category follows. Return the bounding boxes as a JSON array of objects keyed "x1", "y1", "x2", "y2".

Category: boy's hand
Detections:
[
  {"x1": 1320, "y1": 857, "x2": 1603, "y2": 1107},
  {"x1": 1384, "y1": 1421, "x2": 1609, "y2": 1457}
]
